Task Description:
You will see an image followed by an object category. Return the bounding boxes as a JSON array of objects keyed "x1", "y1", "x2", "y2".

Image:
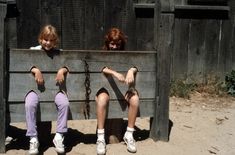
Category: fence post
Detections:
[
  {"x1": 0, "y1": 0, "x2": 7, "y2": 153},
  {"x1": 150, "y1": 0, "x2": 174, "y2": 141}
]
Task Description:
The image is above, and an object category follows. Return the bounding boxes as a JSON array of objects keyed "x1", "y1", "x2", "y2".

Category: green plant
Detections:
[{"x1": 225, "y1": 70, "x2": 235, "y2": 96}]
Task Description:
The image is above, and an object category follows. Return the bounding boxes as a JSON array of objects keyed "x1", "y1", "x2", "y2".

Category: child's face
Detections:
[
  {"x1": 41, "y1": 38, "x2": 56, "y2": 51},
  {"x1": 109, "y1": 41, "x2": 121, "y2": 50}
]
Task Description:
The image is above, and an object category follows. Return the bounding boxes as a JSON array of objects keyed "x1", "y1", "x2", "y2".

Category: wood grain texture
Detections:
[
  {"x1": 0, "y1": 2, "x2": 7, "y2": 153},
  {"x1": 7, "y1": 49, "x2": 157, "y2": 122}
]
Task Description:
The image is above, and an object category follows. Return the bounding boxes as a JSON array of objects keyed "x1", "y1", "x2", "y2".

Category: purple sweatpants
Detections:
[{"x1": 25, "y1": 91, "x2": 69, "y2": 137}]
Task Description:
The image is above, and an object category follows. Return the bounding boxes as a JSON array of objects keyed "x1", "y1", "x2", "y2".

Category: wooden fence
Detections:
[{"x1": 4, "y1": 0, "x2": 234, "y2": 82}]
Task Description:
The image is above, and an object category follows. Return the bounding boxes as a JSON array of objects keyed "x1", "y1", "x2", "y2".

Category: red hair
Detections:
[{"x1": 103, "y1": 28, "x2": 127, "y2": 50}]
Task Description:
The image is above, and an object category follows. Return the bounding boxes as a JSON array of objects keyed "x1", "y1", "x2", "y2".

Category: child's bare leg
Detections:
[
  {"x1": 124, "y1": 92, "x2": 139, "y2": 153},
  {"x1": 96, "y1": 92, "x2": 109, "y2": 154},
  {"x1": 96, "y1": 92, "x2": 109, "y2": 129},
  {"x1": 126, "y1": 93, "x2": 139, "y2": 128}
]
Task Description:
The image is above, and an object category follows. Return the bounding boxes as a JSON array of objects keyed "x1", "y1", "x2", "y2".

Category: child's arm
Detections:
[
  {"x1": 125, "y1": 67, "x2": 138, "y2": 85},
  {"x1": 30, "y1": 66, "x2": 44, "y2": 85},
  {"x1": 55, "y1": 67, "x2": 69, "y2": 84},
  {"x1": 102, "y1": 67, "x2": 125, "y2": 83}
]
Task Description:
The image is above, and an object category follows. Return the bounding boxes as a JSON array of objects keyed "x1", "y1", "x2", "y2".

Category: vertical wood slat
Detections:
[
  {"x1": 84, "y1": 0, "x2": 104, "y2": 50},
  {"x1": 16, "y1": 0, "x2": 41, "y2": 48},
  {"x1": 219, "y1": 19, "x2": 232, "y2": 76},
  {"x1": 187, "y1": 19, "x2": 206, "y2": 83},
  {"x1": 172, "y1": 18, "x2": 190, "y2": 80},
  {"x1": 204, "y1": 20, "x2": 220, "y2": 76},
  {"x1": 0, "y1": 1, "x2": 7, "y2": 153},
  {"x1": 62, "y1": 0, "x2": 84, "y2": 49},
  {"x1": 124, "y1": 0, "x2": 137, "y2": 50},
  {"x1": 150, "y1": 0, "x2": 171, "y2": 141},
  {"x1": 228, "y1": 0, "x2": 235, "y2": 73}
]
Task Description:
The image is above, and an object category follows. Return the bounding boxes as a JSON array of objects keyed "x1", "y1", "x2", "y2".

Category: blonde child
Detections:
[{"x1": 26, "y1": 25, "x2": 69, "y2": 154}]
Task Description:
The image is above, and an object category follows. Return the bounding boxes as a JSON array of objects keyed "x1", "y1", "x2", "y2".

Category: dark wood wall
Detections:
[
  {"x1": 5, "y1": 0, "x2": 235, "y2": 83},
  {"x1": 172, "y1": 0, "x2": 234, "y2": 83},
  {"x1": 12, "y1": 0, "x2": 144, "y2": 50}
]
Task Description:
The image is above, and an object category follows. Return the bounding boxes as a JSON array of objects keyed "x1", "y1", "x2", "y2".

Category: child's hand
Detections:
[
  {"x1": 125, "y1": 67, "x2": 137, "y2": 85},
  {"x1": 114, "y1": 72, "x2": 125, "y2": 83},
  {"x1": 55, "y1": 67, "x2": 68, "y2": 84},
  {"x1": 31, "y1": 67, "x2": 44, "y2": 85},
  {"x1": 102, "y1": 67, "x2": 125, "y2": 83}
]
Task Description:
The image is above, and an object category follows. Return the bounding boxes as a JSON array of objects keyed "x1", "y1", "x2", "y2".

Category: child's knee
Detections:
[
  {"x1": 96, "y1": 93, "x2": 109, "y2": 103},
  {"x1": 54, "y1": 92, "x2": 69, "y2": 109},
  {"x1": 129, "y1": 94, "x2": 139, "y2": 107},
  {"x1": 25, "y1": 91, "x2": 39, "y2": 108}
]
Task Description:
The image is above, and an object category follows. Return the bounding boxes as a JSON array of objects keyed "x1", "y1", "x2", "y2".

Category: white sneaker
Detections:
[
  {"x1": 123, "y1": 135, "x2": 137, "y2": 153},
  {"x1": 96, "y1": 139, "x2": 106, "y2": 155},
  {"x1": 53, "y1": 136, "x2": 65, "y2": 153},
  {"x1": 29, "y1": 139, "x2": 39, "y2": 155},
  {"x1": 5, "y1": 136, "x2": 13, "y2": 145}
]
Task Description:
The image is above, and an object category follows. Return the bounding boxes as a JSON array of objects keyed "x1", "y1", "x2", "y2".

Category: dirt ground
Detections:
[{"x1": 1, "y1": 92, "x2": 235, "y2": 155}]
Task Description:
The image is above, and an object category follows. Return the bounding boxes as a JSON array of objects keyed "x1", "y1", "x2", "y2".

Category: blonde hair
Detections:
[
  {"x1": 103, "y1": 27, "x2": 127, "y2": 50},
  {"x1": 38, "y1": 25, "x2": 59, "y2": 47}
]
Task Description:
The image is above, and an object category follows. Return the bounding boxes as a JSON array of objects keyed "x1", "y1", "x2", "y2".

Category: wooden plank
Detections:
[
  {"x1": 187, "y1": 19, "x2": 206, "y2": 83},
  {"x1": 16, "y1": 0, "x2": 41, "y2": 48},
  {"x1": 122, "y1": 0, "x2": 136, "y2": 50},
  {"x1": 175, "y1": 5, "x2": 230, "y2": 11},
  {"x1": 5, "y1": 18, "x2": 17, "y2": 48},
  {"x1": 0, "y1": 1, "x2": 7, "y2": 153},
  {"x1": 160, "y1": 0, "x2": 175, "y2": 13},
  {"x1": 8, "y1": 72, "x2": 156, "y2": 101},
  {"x1": 8, "y1": 100, "x2": 155, "y2": 122},
  {"x1": 62, "y1": 0, "x2": 84, "y2": 49},
  {"x1": 174, "y1": 0, "x2": 187, "y2": 5},
  {"x1": 150, "y1": 0, "x2": 171, "y2": 141},
  {"x1": 136, "y1": 17, "x2": 154, "y2": 50},
  {"x1": 227, "y1": 0, "x2": 235, "y2": 72},
  {"x1": 218, "y1": 20, "x2": 232, "y2": 77},
  {"x1": 204, "y1": 20, "x2": 220, "y2": 75},
  {"x1": 133, "y1": 3, "x2": 155, "y2": 9},
  {"x1": 83, "y1": 0, "x2": 104, "y2": 49},
  {"x1": 9, "y1": 49, "x2": 157, "y2": 72},
  {"x1": 104, "y1": 0, "x2": 127, "y2": 31},
  {"x1": 172, "y1": 18, "x2": 190, "y2": 80}
]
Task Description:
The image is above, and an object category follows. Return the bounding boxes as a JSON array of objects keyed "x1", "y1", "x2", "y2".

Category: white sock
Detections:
[
  {"x1": 55, "y1": 133, "x2": 63, "y2": 140},
  {"x1": 97, "y1": 129, "x2": 105, "y2": 141},
  {"x1": 125, "y1": 127, "x2": 134, "y2": 139},
  {"x1": 30, "y1": 136, "x2": 38, "y2": 143}
]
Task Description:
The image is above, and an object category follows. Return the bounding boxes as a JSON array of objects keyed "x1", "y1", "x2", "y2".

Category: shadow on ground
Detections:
[{"x1": 5, "y1": 119, "x2": 156, "y2": 154}]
